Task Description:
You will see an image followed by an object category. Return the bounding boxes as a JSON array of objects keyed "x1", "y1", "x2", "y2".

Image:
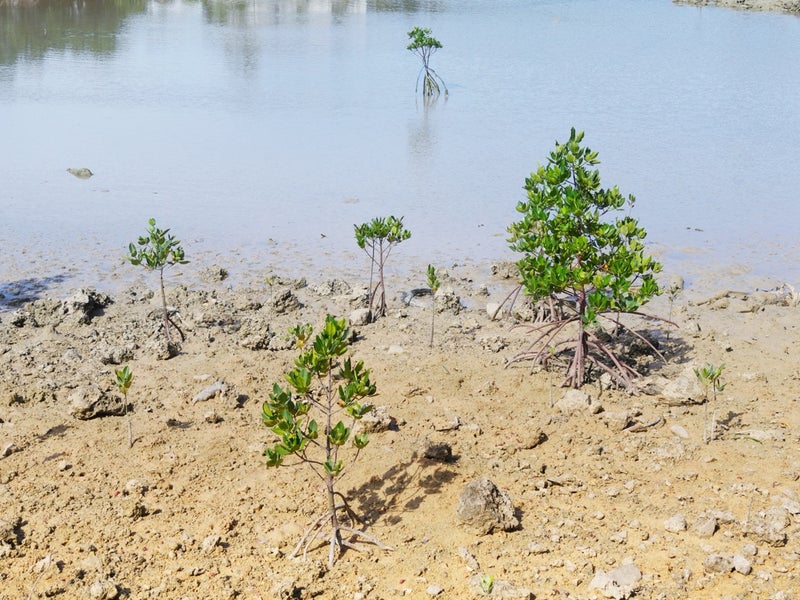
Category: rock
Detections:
[
  {"x1": 604, "y1": 410, "x2": 635, "y2": 431},
  {"x1": 588, "y1": 563, "x2": 642, "y2": 599},
  {"x1": 88, "y1": 578, "x2": 119, "y2": 599},
  {"x1": 356, "y1": 406, "x2": 396, "y2": 434},
  {"x1": 349, "y1": 308, "x2": 372, "y2": 326},
  {"x1": 67, "y1": 167, "x2": 93, "y2": 179},
  {"x1": 456, "y1": 477, "x2": 519, "y2": 535},
  {"x1": 199, "y1": 265, "x2": 228, "y2": 283},
  {"x1": 692, "y1": 514, "x2": 717, "y2": 538},
  {"x1": 426, "y1": 584, "x2": 443, "y2": 596},
  {"x1": 703, "y1": 554, "x2": 734, "y2": 573},
  {"x1": 646, "y1": 366, "x2": 703, "y2": 404},
  {"x1": 457, "y1": 546, "x2": 480, "y2": 571},
  {"x1": 204, "y1": 410, "x2": 223, "y2": 424},
  {"x1": 744, "y1": 507, "x2": 789, "y2": 546},
  {"x1": 486, "y1": 302, "x2": 504, "y2": 320},
  {"x1": 518, "y1": 428, "x2": 547, "y2": 449},
  {"x1": 420, "y1": 438, "x2": 453, "y2": 462},
  {"x1": 69, "y1": 384, "x2": 125, "y2": 420},
  {"x1": 271, "y1": 289, "x2": 302, "y2": 314},
  {"x1": 555, "y1": 389, "x2": 602, "y2": 415},
  {"x1": 736, "y1": 429, "x2": 785, "y2": 442},
  {"x1": 237, "y1": 317, "x2": 273, "y2": 350},
  {"x1": 201, "y1": 534, "x2": 220, "y2": 554},
  {"x1": 434, "y1": 289, "x2": 461, "y2": 314},
  {"x1": 670, "y1": 424, "x2": 690, "y2": 439},
  {"x1": 663, "y1": 514, "x2": 687, "y2": 533},
  {"x1": 732, "y1": 554, "x2": 752, "y2": 575},
  {"x1": 0, "y1": 515, "x2": 22, "y2": 546},
  {"x1": 1, "y1": 443, "x2": 20, "y2": 458},
  {"x1": 490, "y1": 262, "x2": 518, "y2": 279},
  {"x1": 93, "y1": 342, "x2": 135, "y2": 365},
  {"x1": 192, "y1": 380, "x2": 228, "y2": 403},
  {"x1": 315, "y1": 279, "x2": 352, "y2": 296},
  {"x1": 62, "y1": 288, "x2": 112, "y2": 324}
]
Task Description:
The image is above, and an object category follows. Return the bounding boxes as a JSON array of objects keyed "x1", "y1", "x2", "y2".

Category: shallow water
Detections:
[{"x1": 2, "y1": 0, "x2": 799, "y2": 306}]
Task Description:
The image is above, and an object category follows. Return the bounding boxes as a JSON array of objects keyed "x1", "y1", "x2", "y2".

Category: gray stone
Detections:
[
  {"x1": 670, "y1": 424, "x2": 690, "y2": 439},
  {"x1": 356, "y1": 406, "x2": 396, "y2": 434},
  {"x1": 426, "y1": 584, "x2": 443, "y2": 596},
  {"x1": 62, "y1": 288, "x2": 112, "y2": 324},
  {"x1": 88, "y1": 579, "x2": 119, "y2": 600},
  {"x1": 588, "y1": 563, "x2": 642, "y2": 599},
  {"x1": 349, "y1": 308, "x2": 372, "y2": 326},
  {"x1": 192, "y1": 380, "x2": 228, "y2": 403},
  {"x1": 457, "y1": 477, "x2": 519, "y2": 535},
  {"x1": 435, "y1": 289, "x2": 462, "y2": 314},
  {"x1": 664, "y1": 514, "x2": 688, "y2": 533},
  {"x1": 703, "y1": 554, "x2": 734, "y2": 573},
  {"x1": 271, "y1": 288, "x2": 302, "y2": 314},
  {"x1": 69, "y1": 384, "x2": 125, "y2": 420},
  {"x1": 693, "y1": 514, "x2": 718, "y2": 538},
  {"x1": 744, "y1": 507, "x2": 789, "y2": 547},
  {"x1": 732, "y1": 554, "x2": 752, "y2": 575},
  {"x1": 555, "y1": 389, "x2": 602, "y2": 415}
]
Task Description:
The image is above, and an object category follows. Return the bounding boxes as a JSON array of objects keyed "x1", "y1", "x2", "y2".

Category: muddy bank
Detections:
[
  {"x1": 675, "y1": 0, "x2": 800, "y2": 14},
  {"x1": 1, "y1": 264, "x2": 799, "y2": 598}
]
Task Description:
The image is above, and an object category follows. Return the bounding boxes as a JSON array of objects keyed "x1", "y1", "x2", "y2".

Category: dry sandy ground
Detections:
[{"x1": 1, "y1": 259, "x2": 799, "y2": 600}]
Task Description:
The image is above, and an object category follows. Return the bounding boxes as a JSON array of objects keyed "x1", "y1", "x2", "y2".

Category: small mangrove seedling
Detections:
[
  {"x1": 115, "y1": 366, "x2": 134, "y2": 448},
  {"x1": 262, "y1": 315, "x2": 392, "y2": 567},
  {"x1": 127, "y1": 218, "x2": 188, "y2": 345},
  {"x1": 407, "y1": 26, "x2": 448, "y2": 98},
  {"x1": 480, "y1": 574, "x2": 495, "y2": 595},
  {"x1": 427, "y1": 264, "x2": 440, "y2": 347},
  {"x1": 695, "y1": 363, "x2": 726, "y2": 443},
  {"x1": 354, "y1": 216, "x2": 411, "y2": 319}
]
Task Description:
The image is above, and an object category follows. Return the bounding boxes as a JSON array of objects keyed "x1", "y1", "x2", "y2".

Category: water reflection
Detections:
[{"x1": 0, "y1": 0, "x2": 147, "y2": 66}]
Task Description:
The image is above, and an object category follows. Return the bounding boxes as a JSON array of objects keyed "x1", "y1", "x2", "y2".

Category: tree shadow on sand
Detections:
[
  {"x1": 347, "y1": 453, "x2": 457, "y2": 527},
  {"x1": 0, "y1": 274, "x2": 71, "y2": 310}
]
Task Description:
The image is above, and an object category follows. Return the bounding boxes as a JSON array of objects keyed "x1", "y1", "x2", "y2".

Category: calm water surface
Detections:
[{"x1": 2, "y1": 0, "x2": 799, "y2": 304}]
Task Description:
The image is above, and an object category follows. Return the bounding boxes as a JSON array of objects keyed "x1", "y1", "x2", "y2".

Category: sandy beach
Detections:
[{"x1": 1, "y1": 254, "x2": 799, "y2": 599}]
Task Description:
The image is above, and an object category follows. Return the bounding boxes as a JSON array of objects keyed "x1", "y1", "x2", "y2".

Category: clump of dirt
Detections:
[{"x1": 1, "y1": 264, "x2": 798, "y2": 599}]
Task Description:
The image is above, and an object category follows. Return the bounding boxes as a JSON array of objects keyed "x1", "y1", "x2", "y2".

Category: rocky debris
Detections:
[
  {"x1": 732, "y1": 554, "x2": 753, "y2": 575},
  {"x1": 0, "y1": 515, "x2": 23, "y2": 547},
  {"x1": 66, "y1": 167, "x2": 93, "y2": 179},
  {"x1": 356, "y1": 406, "x2": 396, "y2": 433},
  {"x1": 271, "y1": 289, "x2": 302, "y2": 314},
  {"x1": 692, "y1": 513, "x2": 718, "y2": 538},
  {"x1": 314, "y1": 279, "x2": 352, "y2": 297},
  {"x1": 603, "y1": 409, "x2": 637, "y2": 431},
  {"x1": 517, "y1": 428, "x2": 547, "y2": 450},
  {"x1": 457, "y1": 477, "x2": 519, "y2": 535},
  {"x1": 490, "y1": 262, "x2": 518, "y2": 279},
  {"x1": 237, "y1": 317, "x2": 274, "y2": 350},
  {"x1": 555, "y1": 389, "x2": 603, "y2": 415},
  {"x1": 199, "y1": 265, "x2": 229, "y2": 282},
  {"x1": 433, "y1": 288, "x2": 461, "y2": 315},
  {"x1": 426, "y1": 584, "x2": 444, "y2": 596},
  {"x1": 349, "y1": 307, "x2": 372, "y2": 326},
  {"x1": 62, "y1": 288, "x2": 113, "y2": 324},
  {"x1": 703, "y1": 553, "x2": 734, "y2": 573},
  {"x1": 93, "y1": 341, "x2": 135, "y2": 365},
  {"x1": 644, "y1": 366, "x2": 704, "y2": 404},
  {"x1": 1, "y1": 443, "x2": 20, "y2": 458},
  {"x1": 88, "y1": 578, "x2": 119, "y2": 599},
  {"x1": 144, "y1": 336, "x2": 180, "y2": 360},
  {"x1": 588, "y1": 563, "x2": 642, "y2": 599},
  {"x1": 420, "y1": 437, "x2": 453, "y2": 462},
  {"x1": 663, "y1": 513, "x2": 688, "y2": 533},
  {"x1": 69, "y1": 384, "x2": 125, "y2": 420},
  {"x1": 201, "y1": 534, "x2": 221, "y2": 554},
  {"x1": 744, "y1": 506, "x2": 789, "y2": 546},
  {"x1": 191, "y1": 380, "x2": 229, "y2": 403}
]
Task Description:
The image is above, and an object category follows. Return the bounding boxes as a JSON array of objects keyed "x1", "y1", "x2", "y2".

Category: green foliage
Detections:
[
  {"x1": 695, "y1": 363, "x2": 726, "y2": 443},
  {"x1": 354, "y1": 216, "x2": 411, "y2": 318},
  {"x1": 427, "y1": 264, "x2": 440, "y2": 347},
  {"x1": 480, "y1": 574, "x2": 495, "y2": 595},
  {"x1": 262, "y1": 315, "x2": 389, "y2": 566},
  {"x1": 114, "y1": 366, "x2": 134, "y2": 449},
  {"x1": 127, "y1": 218, "x2": 188, "y2": 345},
  {"x1": 407, "y1": 26, "x2": 448, "y2": 98},
  {"x1": 507, "y1": 128, "x2": 663, "y2": 390}
]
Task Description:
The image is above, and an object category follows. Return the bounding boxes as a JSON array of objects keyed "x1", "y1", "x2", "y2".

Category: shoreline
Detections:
[{"x1": 674, "y1": 0, "x2": 800, "y2": 14}]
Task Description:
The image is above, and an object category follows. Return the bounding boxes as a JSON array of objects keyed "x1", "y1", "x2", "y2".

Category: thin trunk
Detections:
[
  {"x1": 324, "y1": 363, "x2": 341, "y2": 566},
  {"x1": 159, "y1": 267, "x2": 171, "y2": 342}
]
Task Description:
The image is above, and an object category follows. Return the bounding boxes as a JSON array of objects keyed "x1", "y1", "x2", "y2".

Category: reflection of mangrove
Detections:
[
  {"x1": 0, "y1": 0, "x2": 147, "y2": 66},
  {"x1": 0, "y1": 274, "x2": 71, "y2": 309},
  {"x1": 200, "y1": 0, "x2": 367, "y2": 26}
]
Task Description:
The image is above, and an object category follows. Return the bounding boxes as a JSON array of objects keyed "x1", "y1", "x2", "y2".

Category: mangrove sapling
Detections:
[
  {"x1": 427, "y1": 264, "x2": 440, "y2": 347},
  {"x1": 407, "y1": 26, "x2": 448, "y2": 98},
  {"x1": 127, "y1": 218, "x2": 188, "y2": 345},
  {"x1": 507, "y1": 128, "x2": 667, "y2": 391},
  {"x1": 115, "y1": 366, "x2": 134, "y2": 448},
  {"x1": 262, "y1": 315, "x2": 392, "y2": 567},
  {"x1": 695, "y1": 363, "x2": 726, "y2": 443},
  {"x1": 354, "y1": 216, "x2": 411, "y2": 319}
]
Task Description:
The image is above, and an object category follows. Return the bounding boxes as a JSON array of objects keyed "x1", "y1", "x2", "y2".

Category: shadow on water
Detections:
[{"x1": 0, "y1": 274, "x2": 71, "y2": 310}]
